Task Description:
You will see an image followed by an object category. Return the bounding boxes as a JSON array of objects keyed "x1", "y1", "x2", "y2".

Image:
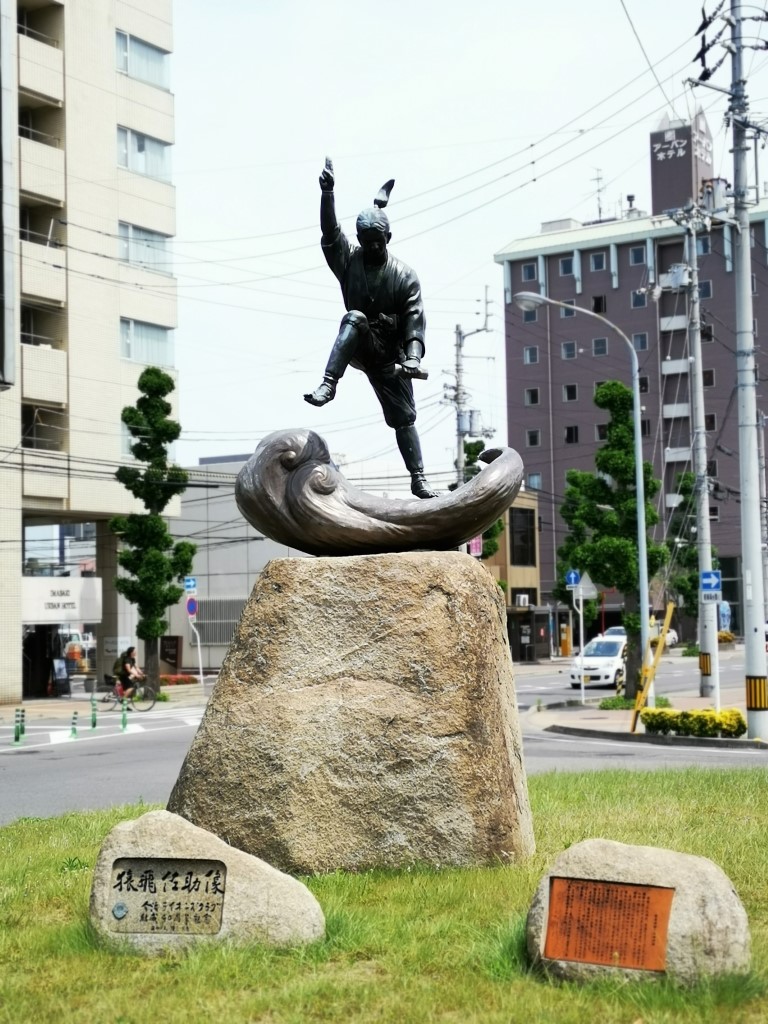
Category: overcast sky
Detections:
[{"x1": 169, "y1": 1, "x2": 768, "y2": 493}]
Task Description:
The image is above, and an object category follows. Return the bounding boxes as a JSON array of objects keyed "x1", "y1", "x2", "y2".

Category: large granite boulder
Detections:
[
  {"x1": 89, "y1": 810, "x2": 325, "y2": 954},
  {"x1": 526, "y1": 838, "x2": 751, "y2": 985},
  {"x1": 168, "y1": 551, "x2": 534, "y2": 873}
]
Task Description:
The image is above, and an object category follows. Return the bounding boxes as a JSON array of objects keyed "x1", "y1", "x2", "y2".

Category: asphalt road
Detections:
[{"x1": 0, "y1": 660, "x2": 764, "y2": 827}]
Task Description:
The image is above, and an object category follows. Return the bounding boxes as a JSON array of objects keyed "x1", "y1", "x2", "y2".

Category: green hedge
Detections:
[{"x1": 640, "y1": 706, "x2": 747, "y2": 738}]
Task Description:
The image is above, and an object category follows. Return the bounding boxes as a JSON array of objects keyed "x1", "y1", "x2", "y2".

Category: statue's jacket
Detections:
[{"x1": 322, "y1": 227, "x2": 426, "y2": 361}]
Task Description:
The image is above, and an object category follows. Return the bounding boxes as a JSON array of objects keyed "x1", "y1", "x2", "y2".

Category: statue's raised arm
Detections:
[{"x1": 319, "y1": 156, "x2": 337, "y2": 240}]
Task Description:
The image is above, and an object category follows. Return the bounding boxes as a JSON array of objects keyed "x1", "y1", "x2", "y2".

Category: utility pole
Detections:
[
  {"x1": 758, "y1": 413, "x2": 768, "y2": 622},
  {"x1": 730, "y1": 1, "x2": 768, "y2": 738},
  {"x1": 691, "y1": 0, "x2": 768, "y2": 737},
  {"x1": 667, "y1": 208, "x2": 721, "y2": 708},
  {"x1": 448, "y1": 286, "x2": 492, "y2": 486}
]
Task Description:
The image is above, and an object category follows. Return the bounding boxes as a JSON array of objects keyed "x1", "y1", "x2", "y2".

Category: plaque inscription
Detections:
[
  {"x1": 108, "y1": 857, "x2": 226, "y2": 935},
  {"x1": 543, "y1": 877, "x2": 675, "y2": 972}
]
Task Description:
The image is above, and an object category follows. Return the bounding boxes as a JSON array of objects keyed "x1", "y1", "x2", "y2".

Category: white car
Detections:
[{"x1": 570, "y1": 638, "x2": 627, "y2": 689}]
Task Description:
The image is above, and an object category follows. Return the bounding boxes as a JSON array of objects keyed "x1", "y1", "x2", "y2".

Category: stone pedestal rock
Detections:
[{"x1": 168, "y1": 552, "x2": 534, "y2": 873}]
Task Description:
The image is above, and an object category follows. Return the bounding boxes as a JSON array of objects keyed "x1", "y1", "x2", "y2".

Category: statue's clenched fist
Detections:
[{"x1": 319, "y1": 156, "x2": 334, "y2": 193}]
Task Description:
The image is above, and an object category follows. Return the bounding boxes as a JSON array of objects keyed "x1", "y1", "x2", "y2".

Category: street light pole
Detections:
[{"x1": 513, "y1": 291, "x2": 652, "y2": 691}]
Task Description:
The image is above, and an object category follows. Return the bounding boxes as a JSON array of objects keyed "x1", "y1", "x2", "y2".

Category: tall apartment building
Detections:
[
  {"x1": 494, "y1": 112, "x2": 768, "y2": 633},
  {"x1": 0, "y1": 0, "x2": 177, "y2": 701}
]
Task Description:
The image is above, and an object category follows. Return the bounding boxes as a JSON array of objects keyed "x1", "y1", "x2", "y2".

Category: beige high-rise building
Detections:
[{"x1": 0, "y1": 0, "x2": 177, "y2": 701}]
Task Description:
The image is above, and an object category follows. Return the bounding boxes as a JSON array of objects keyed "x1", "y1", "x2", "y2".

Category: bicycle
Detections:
[{"x1": 101, "y1": 674, "x2": 157, "y2": 712}]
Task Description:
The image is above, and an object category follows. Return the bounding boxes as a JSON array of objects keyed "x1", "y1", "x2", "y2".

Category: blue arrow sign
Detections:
[
  {"x1": 184, "y1": 576, "x2": 197, "y2": 592},
  {"x1": 700, "y1": 570, "x2": 722, "y2": 592},
  {"x1": 565, "y1": 569, "x2": 581, "y2": 587}
]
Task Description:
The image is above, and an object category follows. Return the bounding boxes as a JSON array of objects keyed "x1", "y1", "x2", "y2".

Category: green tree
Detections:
[
  {"x1": 451, "y1": 439, "x2": 504, "y2": 559},
  {"x1": 554, "y1": 381, "x2": 667, "y2": 696},
  {"x1": 109, "y1": 367, "x2": 196, "y2": 688}
]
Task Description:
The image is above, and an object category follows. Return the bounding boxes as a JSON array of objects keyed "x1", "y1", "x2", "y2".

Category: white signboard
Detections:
[
  {"x1": 21, "y1": 576, "x2": 102, "y2": 625},
  {"x1": 103, "y1": 636, "x2": 132, "y2": 659}
]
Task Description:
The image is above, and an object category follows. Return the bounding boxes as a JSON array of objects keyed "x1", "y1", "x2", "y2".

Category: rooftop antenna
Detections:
[{"x1": 592, "y1": 168, "x2": 605, "y2": 221}]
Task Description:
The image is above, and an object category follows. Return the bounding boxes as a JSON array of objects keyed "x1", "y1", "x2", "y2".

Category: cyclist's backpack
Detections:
[{"x1": 112, "y1": 654, "x2": 124, "y2": 678}]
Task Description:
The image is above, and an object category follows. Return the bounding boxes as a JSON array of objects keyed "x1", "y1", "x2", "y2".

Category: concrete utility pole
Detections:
[
  {"x1": 449, "y1": 286, "x2": 492, "y2": 486},
  {"x1": 730, "y1": 1, "x2": 768, "y2": 738},
  {"x1": 691, "y1": 1, "x2": 768, "y2": 736},
  {"x1": 758, "y1": 413, "x2": 768, "y2": 623},
  {"x1": 668, "y1": 210, "x2": 721, "y2": 708}
]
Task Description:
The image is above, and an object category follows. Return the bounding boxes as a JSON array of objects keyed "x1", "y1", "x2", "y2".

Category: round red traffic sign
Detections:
[{"x1": 186, "y1": 596, "x2": 198, "y2": 617}]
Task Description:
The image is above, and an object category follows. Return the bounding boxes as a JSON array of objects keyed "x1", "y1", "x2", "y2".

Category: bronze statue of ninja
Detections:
[{"x1": 304, "y1": 157, "x2": 438, "y2": 499}]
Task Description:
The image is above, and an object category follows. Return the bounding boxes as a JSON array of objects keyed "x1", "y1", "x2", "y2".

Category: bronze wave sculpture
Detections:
[{"x1": 235, "y1": 429, "x2": 524, "y2": 557}]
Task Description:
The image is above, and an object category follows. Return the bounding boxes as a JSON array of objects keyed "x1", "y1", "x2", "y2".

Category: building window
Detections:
[
  {"x1": 563, "y1": 383, "x2": 578, "y2": 402},
  {"x1": 559, "y1": 256, "x2": 573, "y2": 276},
  {"x1": 629, "y1": 245, "x2": 645, "y2": 266},
  {"x1": 523, "y1": 346, "x2": 539, "y2": 364},
  {"x1": 698, "y1": 280, "x2": 713, "y2": 300},
  {"x1": 524, "y1": 387, "x2": 540, "y2": 406},
  {"x1": 752, "y1": 274, "x2": 758, "y2": 295},
  {"x1": 590, "y1": 252, "x2": 606, "y2": 272},
  {"x1": 118, "y1": 222, "x2": 170, "y2": 272},
  {"x1": 521, "y1": 262, "x2": 537, "y2": 281},
  {"x1": 696, "y1": 235, "x2": 711, "y2": 256},
  {"x1": 632, "y1": 332, "x2": 648, "y2": 352},
  {"x1": 116, "y1": 31, "x2": 170, "y2": 88},
  {"x1": 594, "y1": 380, "x2": 606, "y2": 393},
  {"x1": 631, "y1": 289, "x2": 647, "y2": 309},
  {"x1": 639, "y1": 376, "x2": 649, "y2": 393},
  {"x1": 120, "y1": 317, "x2": 174, "y2": 367},
  {"x1": 705, "y1": 413, "x2": 717, "y2": 431},
  {"x1": 526, "y1": 429, "x2": 541, "y2": 447},
  {"x1": 701, "y1": 323, "x2": 714, "y2": 342},
  {"x1": 527, "y1": 472, "x2": 542, "y2": 490},
  {"x1": 592, "y1": 337, "x2": 608, "y2": 356},
  {"x1": 592, "y1": 295, "x2": 607, "y2": 313},
  {"x1": 561, "y1": 341, "x2": 577, "y2": 360},
  {"x1": 596, "y1": 423, "x2": 608, "y2": 441},
  {"x1": 564, "y1": 425, "x2": 579, "y2": 444},
  {"x1": 641, "y1": 419, "x2": 651, "y2": 437},
  {"x1": 117, "y1": 126, "x2": 171, "y2": 181},
  {"x1": 702, "y1": 369, "x2": 715, "y2": 387},
  {"x1": 523, "y1": 308, "x2": 537, "y2": 324},
  {"x1": 560, "y1": 299, "x2": 576, "y2": 318},
  {"x1": 510, "y1": 507, "x2": 536, "y2": 566},
  {"x1": 709, "y1": 506, "x2": 720, "y2": 522},
  {"x1": 707, "y1": 458, "x2": 718, "y2": 477}
]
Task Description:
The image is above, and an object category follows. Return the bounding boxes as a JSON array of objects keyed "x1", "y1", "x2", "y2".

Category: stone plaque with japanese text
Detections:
[
  {"x1": 544, "y1": 877, "x2": 674, "y2": 972},
  {"x1": 109, "y1": 857, "x2": 226, "y2": 935}
]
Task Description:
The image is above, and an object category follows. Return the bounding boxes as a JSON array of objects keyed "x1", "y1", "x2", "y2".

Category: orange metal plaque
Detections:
[{"x1": 543, "y1": 877, "x2": 675, "y2": 972}]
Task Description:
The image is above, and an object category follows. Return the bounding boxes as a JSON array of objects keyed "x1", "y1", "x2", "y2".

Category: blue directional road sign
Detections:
[
  {"x1": 700, "y1": 570, "x2": 722, "y2": 603},
  {"x1": 700, "y1": 570, "x2": 722, "y2": 592},
  {"x1": 184, "y1": 576, "x2": 197, "y2": 593},
  {"x1": 565, "y1": 569, "x2": 581, "y2": 587}
]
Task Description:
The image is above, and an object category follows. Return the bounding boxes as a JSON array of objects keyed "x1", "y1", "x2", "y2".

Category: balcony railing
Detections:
[
  {"x1": 19, "y1": 125, "x2": 60, "y2": 148},
  {"x1": 17, "y1": 23, "x2": 59, "y2": 48},
  {"x1": 21, "y1": 331, "x2": 62, "y2": 348}
]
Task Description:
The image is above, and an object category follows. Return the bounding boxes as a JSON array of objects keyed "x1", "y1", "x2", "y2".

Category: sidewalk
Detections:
[
  {"x1": 9, "y1": 678, "x2": 213, "y2": 722},
  {"x1": 524, "y1": 676, "x2": 768, "y2": 750}
]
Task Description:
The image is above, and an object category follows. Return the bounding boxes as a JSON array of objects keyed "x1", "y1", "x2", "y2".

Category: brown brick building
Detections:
[{"x1": 494, "y1": 113, "x2": 768, "y2": 634}]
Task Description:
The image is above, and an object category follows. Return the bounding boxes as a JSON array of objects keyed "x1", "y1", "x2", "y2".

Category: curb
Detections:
[{"x1": 542, "y1": 722, "x2": 768, "y2": 750}]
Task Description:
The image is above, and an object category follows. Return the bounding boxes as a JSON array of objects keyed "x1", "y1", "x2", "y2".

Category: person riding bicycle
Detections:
[{"x1": 118, "y1": 646, "x2": 145, "y2": 700}]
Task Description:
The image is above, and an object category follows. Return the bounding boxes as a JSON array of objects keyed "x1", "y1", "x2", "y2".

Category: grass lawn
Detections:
[{"x1": 0, "y1": 767, "x2": 766, "y2": 1023}]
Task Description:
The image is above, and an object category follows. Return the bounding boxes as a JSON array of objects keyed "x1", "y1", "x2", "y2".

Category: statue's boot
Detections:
[
  {"x1": 303, "y1": 316, "x2": 362, "y2": 407},
  {"x1": 396, "y1": 424, "x2": 439, "y2": 499},
  {"x1": 304, "y1": 372, "x2": 337, "y2": 406}
]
